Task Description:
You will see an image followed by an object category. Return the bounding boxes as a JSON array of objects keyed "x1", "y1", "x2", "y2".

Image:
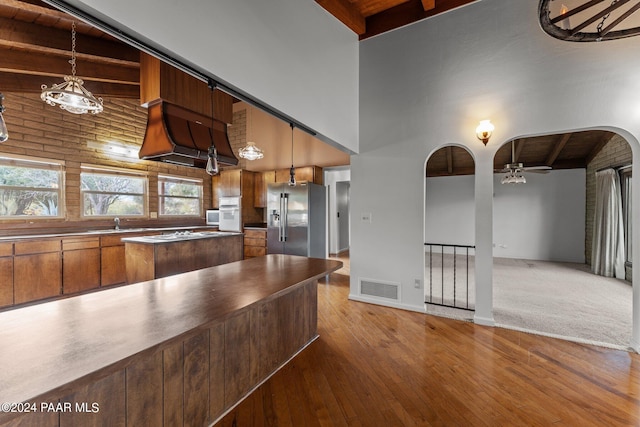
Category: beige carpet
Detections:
[{"x1": 425, "y1": 254, "x2": 633, "y2": 350}]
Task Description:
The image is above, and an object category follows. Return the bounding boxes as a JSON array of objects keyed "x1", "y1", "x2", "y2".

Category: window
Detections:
[
  {"x1": 80, "y1": 165, "x2": 147, "y2": 217},
  {"x1": 0, "y1": 155, "x2": 64, "y2": 218},
  {"x1": 620, "y1": 167, "x2": 632, "y2": 265},
  {"x1": 158, "y1": 175, "x2": 203, "y2": 217}
]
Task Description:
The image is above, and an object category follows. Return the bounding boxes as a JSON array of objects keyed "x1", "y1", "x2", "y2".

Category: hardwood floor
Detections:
[{"x1": 215, "y1": 254, "x2": 640, "y2": 426}]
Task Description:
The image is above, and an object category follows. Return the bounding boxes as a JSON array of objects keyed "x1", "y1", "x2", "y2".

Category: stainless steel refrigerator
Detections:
[{"x1": 267, "y1": 182, "x2": 326, "y2": 258}]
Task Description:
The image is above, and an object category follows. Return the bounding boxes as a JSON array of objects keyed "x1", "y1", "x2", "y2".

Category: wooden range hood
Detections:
[{"x1": 139, "y1": 53, "x2": 238, "y2": 168}]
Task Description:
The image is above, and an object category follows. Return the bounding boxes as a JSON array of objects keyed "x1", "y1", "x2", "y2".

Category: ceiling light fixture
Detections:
[
  {"x1": 206, "y1": 80, "x2": 220, "y2": 176},
  {"x1": 41, "y1": 22, "x2": 103, "y2": 115},
  {"x1": 0, "y1": 93, "x2": 8, "y2": 142},
  {"x1": 501, "y1": 169, "x2": 527, "y2": 184},
  {"x1": 238, "y1": 105, "x2": 264, "y2": 161},
  {"x1": 476, "y1": 120, "x2": 494, "y2": 145},
  {"x1": 288, "y1": 123, "x2": 296, "y2": 187}
]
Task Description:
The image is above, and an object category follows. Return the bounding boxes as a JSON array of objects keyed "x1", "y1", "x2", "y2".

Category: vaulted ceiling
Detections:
[{"x1": 426, "y1": 131, "x2": 617, "y2": 177}]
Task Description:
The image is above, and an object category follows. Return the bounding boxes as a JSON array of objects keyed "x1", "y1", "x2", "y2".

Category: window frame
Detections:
[
  {"x1": 0, "y1": 154, "x2": 65, "y2": 220},
  {"x1": 80, "y1": 164, "x2": 149, "y2": 219},
  {"x1": 157, "y1": 174, "x2": 204, "y2": 218}
]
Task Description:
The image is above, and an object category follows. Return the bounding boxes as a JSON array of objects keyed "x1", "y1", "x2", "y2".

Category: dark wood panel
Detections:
[
  {"x1": 184, "y1": 331, "x2": 210, "y2": 427},
  {"x1": 0, "y1": 257, "x2": 13, "y2": 308},
  {"x1": 0, "y1": 410, "x2": 58, "y2": 427},
  {"x1": 244, "y1": 246, "x2": 266, "y2": 258},
  {"x1": 124, "y1": 243, "x2": 155, "y2": 284},
  {"x1": 62, "y1": 248, "x2": 100, "y2": 294},
  {"x1": 126, "y1": 351, "x2": 163, "y2": 427},
  {"x1": 163, "y1": 342, "x2": 184, "y2": 427},
  {"x1": 258, "y1": 298, "x2": 280, "y2": 380},
  {"x1": 209, "y1": 322, "x2": 226, "y2": 421},
  {"x1": 225, "y1": 310, "x2": 252, "y2": 407},
  {"x1": 14, "y1": 252, "x2": 61, "y2": 304},
  {"x1": 60, "y1": 370, "x2": 126, "y2": 427}
]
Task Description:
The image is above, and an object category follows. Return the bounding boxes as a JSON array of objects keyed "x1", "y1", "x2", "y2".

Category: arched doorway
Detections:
[
  {"x1": 491, "y1": 131, "x2": 633, "y2": 348},
  {"x1": 424, "y1": 145, "x2": 476, "y2": 318}
]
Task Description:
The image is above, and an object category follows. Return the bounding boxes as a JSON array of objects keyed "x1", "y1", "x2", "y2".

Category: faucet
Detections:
[{"x1": 114, "y1": 217, "x2": 120, "y2": 230}]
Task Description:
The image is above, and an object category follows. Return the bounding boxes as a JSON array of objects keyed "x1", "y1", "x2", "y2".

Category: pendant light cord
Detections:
[
  {"x1": 290, "y1": 123, "x2": 294, "y2": 167},
  {"x1": 70, "y1": 22, "x2": 77, "y2": 77}
]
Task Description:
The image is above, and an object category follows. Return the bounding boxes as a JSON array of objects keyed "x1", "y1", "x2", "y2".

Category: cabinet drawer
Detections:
[
  {"x1": 244, "y1": 238, "x2": 266, "y2": 247},
  {"x1": 62, "y1": 237, "x2": 100, "y2": 251},
  {"x1": 244, "y1": 229, "x2": 266, "y2": 239},
  {"x1": 244, "y1": 246, "x2": 266, "y2": 258},
  {"x1": 15, "y1": 239, "x2": 60, "y2": 255},
  {"x1": 0, "y1": 242, "x2": 13, "y2": 257}
]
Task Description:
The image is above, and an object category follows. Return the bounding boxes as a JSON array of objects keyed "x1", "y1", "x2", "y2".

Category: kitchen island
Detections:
[
  {"x1": 123, "y1": 230, "x2": 243, "y2": 283},
  {"x1": 0, "y1": 255, "x2": 342, "y2": 427}
]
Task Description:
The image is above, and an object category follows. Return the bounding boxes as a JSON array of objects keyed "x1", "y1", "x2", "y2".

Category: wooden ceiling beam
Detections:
[
  {"x1": 0, "y1": 48, "x2": 139, "y2": 85},
  {"x1": 315, "y1": 0, "x2": 366, "y2": 34},
  {"x1": 421, "y1": 0, "x2": 436, "y2": 11},
  {"x1": 0, "y1": 71, "x2": 139, "y2": 98},
  {"x1": 514, "y1": 139, "x2": 525, "y2": 162},
  {"x1": 446, "y1": 146, "x2": 453, "y2": 174},
  {"x1": 586, "y1": 133, "x2": 616, "y2": 164},
  {"x1": 545, "y1": 133, "x2": 571, "y2": 166}
]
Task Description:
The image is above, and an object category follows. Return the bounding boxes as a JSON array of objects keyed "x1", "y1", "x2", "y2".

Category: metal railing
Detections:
[{"x1": 424, "y1": 243, "x2": 475, "y2": 311}]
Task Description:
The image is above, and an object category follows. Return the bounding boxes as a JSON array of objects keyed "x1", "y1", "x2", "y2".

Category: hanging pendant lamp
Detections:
[
  {"x1": 206, "y1": 80, "x2": 220, "y2": 176},
  {"x1": 41, "y1": 22, "x2": 103, "y2": 115},
  {"x1": 238, "y1": 105, "x2": 264, "y2": 161},
  {"x1": 288, "y1": 123, "x2": 296, "y2": 187}
]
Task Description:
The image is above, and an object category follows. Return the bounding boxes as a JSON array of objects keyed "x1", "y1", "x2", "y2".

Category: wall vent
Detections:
[{"x1": 359, "y1": 278, "x2": 400, "y2": 301}]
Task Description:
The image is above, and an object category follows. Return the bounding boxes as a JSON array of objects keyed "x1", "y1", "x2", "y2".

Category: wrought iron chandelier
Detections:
[
  {"x1": 539, "y1": 0, "x2": 640, "y2": 42},
  {"x1": 41, "y1": 22, "x2": 104, "y2": 114}
]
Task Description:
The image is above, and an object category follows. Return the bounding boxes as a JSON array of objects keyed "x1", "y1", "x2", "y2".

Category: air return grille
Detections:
[{"x1": 359, "y1": 279, "x2": 400, "y2": 301}]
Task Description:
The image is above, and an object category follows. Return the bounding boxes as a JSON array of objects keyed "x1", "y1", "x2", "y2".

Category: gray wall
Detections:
[{"x1": 426, "y1": 170, "x2": 586, "y2": 263}]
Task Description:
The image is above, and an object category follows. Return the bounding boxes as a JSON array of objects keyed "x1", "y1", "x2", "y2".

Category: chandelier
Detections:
[
  {"x1": 238, "y1": 105, "x2": 264, "y2": 160},
  {"x1": 501, "y1": 168, "x2": 527, "y2": 184},
  {"x1": 41, "y1": 22, "x2": 103, "y2": 115}
]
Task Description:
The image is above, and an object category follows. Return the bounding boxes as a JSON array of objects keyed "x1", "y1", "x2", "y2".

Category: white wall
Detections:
[
  {"x1": 353, "y1": 0, "x2": 640, "y2": 330},
  {"x1": 425, "y1": 170, "x2": 586, "y2": 263},
  {"x1": 59, "y1": 0, "x2": 359, "y2": 154}
]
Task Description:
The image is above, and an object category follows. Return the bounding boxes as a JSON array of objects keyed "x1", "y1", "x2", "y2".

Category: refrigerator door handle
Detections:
[
  {"x1": 283, "y1": 193, "x2": 289, "y2": 241},
  {"x1": 279, "y1": 193, "x2": 284, "y2": 242}
]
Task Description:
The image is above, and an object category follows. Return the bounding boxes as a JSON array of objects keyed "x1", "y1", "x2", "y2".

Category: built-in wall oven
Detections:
[{"x1": 218, "y1": 196, "x2": 242, "y2": 232}]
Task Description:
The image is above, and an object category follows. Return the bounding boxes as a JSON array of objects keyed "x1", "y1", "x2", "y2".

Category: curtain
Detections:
[{"x1": 592, "y1": 169, "x2": 625, "y2": 279}]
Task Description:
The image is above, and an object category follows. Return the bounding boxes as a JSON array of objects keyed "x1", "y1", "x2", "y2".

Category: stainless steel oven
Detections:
[{"x1": 218, "y1": 196, "x2": 242, "y2": 232}]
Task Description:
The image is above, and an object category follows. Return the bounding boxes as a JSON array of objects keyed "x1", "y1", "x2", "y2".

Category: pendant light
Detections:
[
  {"x1": 238, "y1": 105, "x2": 264, "y2": 161},
  {"x1": 206, "y1": 80, "x2": 219, "y2": 176},
  {"x1": 288, "y1": 123, "x2": 296, "y2": 187},
  {"x1": 0, "y1": 93, "x2": 8, "y2": 142},
  {"x1": 41, "y1": 22, "x2": 103, "y2": 115}
]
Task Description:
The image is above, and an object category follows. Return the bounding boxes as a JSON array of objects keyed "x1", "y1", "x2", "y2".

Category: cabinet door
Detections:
[
  {"x1": 14, "y1": 252, "x2": 61, "y2": 304},
  {"x1": 254, "y1": 171, "x2": 275, "y2": 208},
  {"x1": 212, "y1": 174, "x2": 220, "y2": 208},
  {"x1": 0, "y1": 257, "x2": 13, "y2": 307},
  {"x1": 275, "y1": 166, "x2": 315, "y2": 184},
  {"x1": 63, "y1": 248, "x2": 101, "y2": 294},
  {"x1": 220, "y1": 169, "x2": 242, "y2": 197},
  {"x1": 101, "y1": 245, "x2": 127, "y2": 286}
]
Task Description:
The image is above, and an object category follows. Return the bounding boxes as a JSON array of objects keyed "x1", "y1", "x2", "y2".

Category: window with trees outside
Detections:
[
  {"x1": 0, "y1": 155, "x2": 64, "y2": 218},
  {"x1": 81, "y1": 165, "x2": 148, "y2": 217},
  {"x1": 158, "y1": 174, "x2": 203, "y2": 217}
]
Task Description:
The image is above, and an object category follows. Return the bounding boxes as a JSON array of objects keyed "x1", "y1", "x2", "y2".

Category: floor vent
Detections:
[{"x1": 359, "y1": 278, "x2": 400, "y2": 301}]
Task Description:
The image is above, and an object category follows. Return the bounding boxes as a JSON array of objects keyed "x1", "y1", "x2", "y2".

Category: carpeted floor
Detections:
[{"x1": 425, "y1": 254, "x2": 633, "y2": 349}]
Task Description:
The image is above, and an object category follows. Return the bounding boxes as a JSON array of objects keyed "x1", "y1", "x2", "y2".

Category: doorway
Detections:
[{"x1": 336, "y1": 181, "x2": 350, "y2": 252}]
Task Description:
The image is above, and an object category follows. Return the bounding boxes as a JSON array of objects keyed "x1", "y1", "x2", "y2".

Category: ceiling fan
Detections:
[{"x1": 497, "y1": 140, "x2": 551, "y2": 184}]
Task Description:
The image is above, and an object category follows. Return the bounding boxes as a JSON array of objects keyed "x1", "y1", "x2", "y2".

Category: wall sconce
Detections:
[{"x1": 476, "y1": 120, "x2": 494, "y2": 145}]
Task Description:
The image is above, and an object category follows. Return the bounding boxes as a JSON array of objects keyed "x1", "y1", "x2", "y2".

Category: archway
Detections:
[
  {"x1": 491, "y1": 131, "x2": 633, "y2": 348},
  {"x1": 424, "y1": 145, "x2": 476, "y2": 317}
]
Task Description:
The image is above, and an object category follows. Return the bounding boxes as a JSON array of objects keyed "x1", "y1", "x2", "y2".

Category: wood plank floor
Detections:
[{"x1": 215, "y1": 253, "x2": 640, "y2": 426}]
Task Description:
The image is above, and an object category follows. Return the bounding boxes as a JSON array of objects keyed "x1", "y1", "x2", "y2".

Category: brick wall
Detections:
[
  {"x1": 0, "y1": 92, "x2": 213, "y2": 231},
  {"x1": 585, "y1": 133, "x2": 632, "y2": 281},
  {"x1": 227, "y1": 109, "x2": 246, "y2": 170}
]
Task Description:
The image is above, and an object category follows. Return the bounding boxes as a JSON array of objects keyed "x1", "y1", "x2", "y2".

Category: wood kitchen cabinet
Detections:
[
  {"x1": 219, "y1": 169, "x2": 243, "y2": 198},
  {"x1": 0, "y1": 242, "x2": 13, "y2": 307},
  {"x1": 275, "y1": 166, "x2": 323, "y2": 185},
  {"x1": 62, "y1": 237, "x2": 101, "y2": 294},
  {"x1": 14, "y1": 239, "x2": 61, "y2": 304},
  {"x1": 254, "y1": 171, "x2": 275, "y2": 208},
  {"x1": 213, "y1": 169, "x2": 263, "y2": 224},
  {"x1": 243, "y1": 229, "x2": 267, "y2": 258}
]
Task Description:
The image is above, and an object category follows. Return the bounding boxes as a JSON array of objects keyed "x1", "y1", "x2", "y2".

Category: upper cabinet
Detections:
[
  {"x1": 139, "y1": 53, "x2": 233, "y2": 124},
  {"x1": 274, "y1": 166, "x2": 323, "y2": 186}
]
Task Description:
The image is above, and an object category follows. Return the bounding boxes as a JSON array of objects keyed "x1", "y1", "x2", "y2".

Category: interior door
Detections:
[{"x1": 336, "y1": 181, "x2": 350, "y2": 252}]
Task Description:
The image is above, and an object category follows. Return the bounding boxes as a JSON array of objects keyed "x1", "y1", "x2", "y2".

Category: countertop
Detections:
[
  {"x1": 0, "y1": 226, "x2": 219, "y2": 241},
  {"x1": 0, "y1": 255, "x2": 342, "y2": 407},
  {"x1": 122, "y1": 230, "x2": 241, "y2": 244}
]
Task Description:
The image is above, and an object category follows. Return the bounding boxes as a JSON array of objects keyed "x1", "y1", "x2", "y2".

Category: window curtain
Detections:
[{"x1": 592, "y1": 169, "x2": 625, "y2": 279}]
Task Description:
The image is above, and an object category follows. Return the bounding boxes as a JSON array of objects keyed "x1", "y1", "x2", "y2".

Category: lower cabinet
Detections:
[
  {"x1": 14, "y1": 240, "x2": 62, "y2": 304},
  {"x1": 243, "y1": 229, "x2": 267, "y2": 258},
  {"x1": 62, "y1": 237, "x2": 101, "y2": 295}
]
